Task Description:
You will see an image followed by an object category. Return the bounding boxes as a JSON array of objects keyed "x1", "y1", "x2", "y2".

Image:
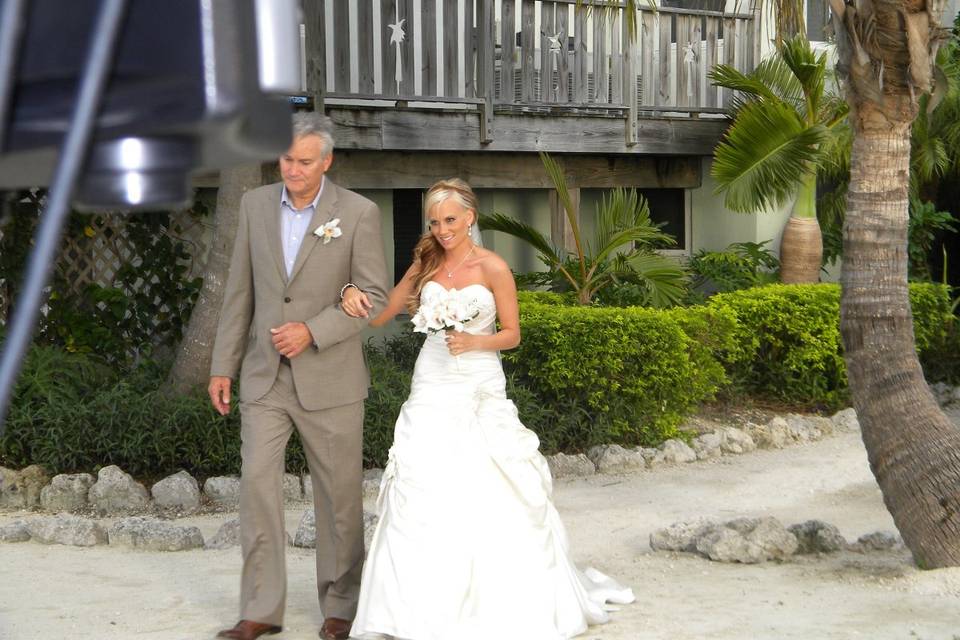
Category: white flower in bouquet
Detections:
[{"x1": 411, "y1": 289, "x2": 480, "y2": 335}]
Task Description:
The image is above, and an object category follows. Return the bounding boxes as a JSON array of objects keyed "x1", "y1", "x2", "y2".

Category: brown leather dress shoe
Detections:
[
  {"x1": 216, "y1": 619, "x2": 282, "y2": 640},
  {"x1": 319, "y1": 617, "x2": 352, "y2": 640}
]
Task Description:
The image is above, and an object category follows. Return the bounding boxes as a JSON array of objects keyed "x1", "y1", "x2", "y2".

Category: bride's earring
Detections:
[{"x1": 468, "y1": 223, "x2": 473, "y2": 237}]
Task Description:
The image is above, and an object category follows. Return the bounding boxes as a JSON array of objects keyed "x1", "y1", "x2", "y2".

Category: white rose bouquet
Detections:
[{"x1": 411, "y1": 291, "x2": 480, "y2": 335}]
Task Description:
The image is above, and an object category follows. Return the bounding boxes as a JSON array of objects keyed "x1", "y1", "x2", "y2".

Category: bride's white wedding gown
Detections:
[{"x1": 351, "y1": 281, "x2": 634, "y2": 640}]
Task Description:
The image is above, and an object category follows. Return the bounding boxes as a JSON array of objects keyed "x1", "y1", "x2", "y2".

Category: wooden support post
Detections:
[
  {"x1": 550, "y1": 187, "x2": 580, "y2": 255},
  {"x1": 303, "y1": 0, "x2": 326, "y2": 111},
  {"x1": 477, "y1": 0, "x2": 495, "y2": 142}
]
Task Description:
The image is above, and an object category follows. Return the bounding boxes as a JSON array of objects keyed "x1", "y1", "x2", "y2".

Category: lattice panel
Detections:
[{"x1": 0, "y1": 210, "x2": 212, "y2": 329}]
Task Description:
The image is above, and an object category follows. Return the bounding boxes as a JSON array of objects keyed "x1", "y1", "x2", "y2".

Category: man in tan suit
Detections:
[{"x1": 209, "y1": 112, "x2": 389, "y2": 640}]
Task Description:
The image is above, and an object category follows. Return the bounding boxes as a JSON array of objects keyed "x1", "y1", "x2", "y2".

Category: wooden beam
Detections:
[
  {"x1": 550, "y1": 187, "x2": 580, "y2": 253},
  {"x1": 328, "y1": 106, "x2": 728, "y2": 155},
  {"x1": 303, "y1": 0, "x2": 326, "y2": 109},
  {"x1": 323, "y1": 151, "x2": 702, "y2": 189}
]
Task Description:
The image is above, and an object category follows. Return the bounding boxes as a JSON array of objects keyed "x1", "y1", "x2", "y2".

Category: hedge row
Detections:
[{"x1": 0, "y1": 283, "x2": 953, "y2": 477}]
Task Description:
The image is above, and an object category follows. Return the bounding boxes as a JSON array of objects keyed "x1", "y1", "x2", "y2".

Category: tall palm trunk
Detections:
[
  {"x1": 835, "y1": 0, "x2": 960, "y2": 567},
  {"x1": 166, "y1": 164, "x2": 264, "y2": 394},
  {"x1": 841, "y1": 109, "x2": 960, "y2": 568}
]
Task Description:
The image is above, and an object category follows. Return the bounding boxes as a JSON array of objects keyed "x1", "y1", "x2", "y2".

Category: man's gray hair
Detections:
[{"x1": 291, "y1": 111, "x2": 335, "y2": 156}]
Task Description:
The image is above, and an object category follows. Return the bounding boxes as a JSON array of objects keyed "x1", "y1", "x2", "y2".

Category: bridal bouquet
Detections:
[{"x1": 411, "y1": 291, "x2": 480, "y2": 335}]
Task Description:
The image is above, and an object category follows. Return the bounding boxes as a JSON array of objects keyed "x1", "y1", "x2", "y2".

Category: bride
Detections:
[{"x1": 340, "y1": 178, "x2": 634, "y2": 639}]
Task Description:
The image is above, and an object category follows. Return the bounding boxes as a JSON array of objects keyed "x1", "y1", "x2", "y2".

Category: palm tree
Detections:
[
  {"x1": 832, "y1": 0, "x2": 960, "y2": 567},
  {"x1": 166, "y1": 164, "x2": 264, "y2": 393},
  {"x1": 480, "y1": 153, "x2": 687, "y2": 307},
  {"x1": 709, "y1": 35, "x2": 850, "y2": 283}
]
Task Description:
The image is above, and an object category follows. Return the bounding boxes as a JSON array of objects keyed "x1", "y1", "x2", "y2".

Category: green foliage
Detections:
[
  {"x1": 504, "y1": 300, "x2": 732, "y2": 446},
  {"x1": 5, "y1": 284, "x2": 956, "y2": 475},
  {"x1": 706, "y1": 282, "x2": 952, "y2": 406},
  {"x1": 710, "y1": 36, "x2": 849, "y2": 214},
  {"x1": 0, "y1": 191, "x2": 206, "y2": 364},
  {"x1": 687, "y1": 240, "x2": 780, "y2": 298},
  {"x1": 481, "y1": 152, "x2": 687, "y2": 307},
  {"x1": 908, "y1": 199, "x2": 956, "y2": 281}
]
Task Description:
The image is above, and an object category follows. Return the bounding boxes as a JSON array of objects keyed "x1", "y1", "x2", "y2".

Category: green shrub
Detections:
[
  {"x1": 505, "y1": 300, "x2": 732, "y2": 446},
  {"x1": 706, "y1": 282, "x2": 952, "y2": 406}
]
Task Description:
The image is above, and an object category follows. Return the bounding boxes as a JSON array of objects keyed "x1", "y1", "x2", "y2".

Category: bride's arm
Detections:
[
  {"x1": 342, "y1": 263, "x2": 418, "y2": 327},
  {"x1": 445, "y1": 255, "x2": 520, "y2": 354}
]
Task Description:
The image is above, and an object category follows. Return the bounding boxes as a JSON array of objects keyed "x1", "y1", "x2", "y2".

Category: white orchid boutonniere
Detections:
[{"x1": 314, "y1": 218, "x2": 342, "y2": 244}]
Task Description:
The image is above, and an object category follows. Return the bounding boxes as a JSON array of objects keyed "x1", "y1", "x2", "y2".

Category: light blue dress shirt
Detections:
[{"x1": 279, "y1": 177, "x2": 325, "y2": 278}]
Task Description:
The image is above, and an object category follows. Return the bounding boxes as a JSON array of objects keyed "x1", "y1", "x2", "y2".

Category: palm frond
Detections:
[
  {"x1": 621, "y1": 252, "x2": 689, "y2": 308},
  {"x1": 478, "y1": 213, "x2": 560, "y2": 265},
  {"x1": 709, "y1": 64, "x2": 781, "y2": 103},
  {"x1": 539, "y1": 152, "x2": 586, "y2": 268},
  {"x1": 712, "y1": 100, "x2": 828, "y2": 212},
  {"x1": 779, "y1": 36, "x2": 826, "y2": 118}
]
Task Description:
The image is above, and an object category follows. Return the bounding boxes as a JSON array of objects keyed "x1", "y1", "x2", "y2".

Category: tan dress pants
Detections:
[{"x1": 237, "y1": 362, "x2": 364, "y2": 626}]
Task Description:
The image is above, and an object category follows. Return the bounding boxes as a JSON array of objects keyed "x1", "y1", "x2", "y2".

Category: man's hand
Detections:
[
  {"x1": 271, "y1": 322, "x2": 313, "y2": 358},
  {"x1": 208, "y1": 376, "x2": 233, "y2": 416},
  {"x1": 341, "y1": 287, "x2": 373, "y2": 318}
]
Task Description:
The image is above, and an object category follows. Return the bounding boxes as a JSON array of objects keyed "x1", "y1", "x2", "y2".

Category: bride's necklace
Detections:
[{"x1": 443, "y1": 244, "x2": 476, "y2": 278}]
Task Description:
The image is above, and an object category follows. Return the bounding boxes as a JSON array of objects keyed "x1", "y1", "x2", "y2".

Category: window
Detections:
[
  {"x1": 392, "y1": 189, "x2": 423, "y2": 284},
  {"x1": 639, "y1": 188, "x2": 689, "y2": 254}
]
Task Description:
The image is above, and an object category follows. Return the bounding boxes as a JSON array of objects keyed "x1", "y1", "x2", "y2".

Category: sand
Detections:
[{"x1": 1, "y1": 428, "x2": 958, "y2": 639}]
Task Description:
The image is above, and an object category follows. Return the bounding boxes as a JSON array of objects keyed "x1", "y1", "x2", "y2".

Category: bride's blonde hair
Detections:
[{"x1": 407, "y1": 178, "x2": 479, "y2": 314}]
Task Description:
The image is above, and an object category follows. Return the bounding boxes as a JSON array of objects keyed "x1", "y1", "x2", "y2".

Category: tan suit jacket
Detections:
[{"x1": 211, "y1": 180, "x2": 389, "y2": 409}]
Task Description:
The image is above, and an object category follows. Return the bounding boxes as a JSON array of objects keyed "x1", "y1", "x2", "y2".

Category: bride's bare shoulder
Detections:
[{"x1": 475, "y1": 248, "x2": 510, "y2": 274}]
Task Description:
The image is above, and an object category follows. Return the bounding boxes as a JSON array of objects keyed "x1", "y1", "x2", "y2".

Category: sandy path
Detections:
[{"x1": 1, "y1": 429, "x2": 959, "y2": 639}]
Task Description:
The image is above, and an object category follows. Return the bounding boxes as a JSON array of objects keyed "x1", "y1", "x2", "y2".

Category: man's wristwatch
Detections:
[{"x1": 339, "y1": 282, "x2": 360, "y2": 300}]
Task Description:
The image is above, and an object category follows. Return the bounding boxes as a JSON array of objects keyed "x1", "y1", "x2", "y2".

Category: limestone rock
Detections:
[
  {"x1": 788, "y1": 520, "x2": 847, "y2": 554},
  {"x1": 654, "y1": 439, "x2": 697, "y2": 465},
  {"x1": 0, "y1": 519, "x2": 30, "y2": 542},
  {"x1": 151, "y1": 471, "x2": 201, "y2": 514},
  {"x1": 718, "y1": 427, "x2": 756, "y2": 455},
  {"x1": 0, "y1": 465, "x2": 50, "y2": 510},
  {"x1": 650, "y1": 519, "x2": 718, "y2": 553},
  {"x1": 363, "y1": 510, "x2": 379, "y2": 550},
  {"x1": 206, "y1": 518, "x2": 240, "y2": 550},
  {"x1": 363, "y1": 468, "x2": 384, "y2": 500},
  {"x1": 40, "y1": 473, "x2": 94, "y2": 512},
  {"x1": 302, "y1": 473, "x2": 313, "y2": 503},
  {"x1": 203, "y1": 476, "x2": 241, "y2": 508},
  {"x1": 853, "y1": 531, "x2": 902, "y2": 552},
  {"x1": 784, "y1": 414, "x2": 824, "y2": 443},
  {"x1": 294, "y1": 509, "x2": 316, "y2": 548},
  {"x1": 27, "y1": 514, "x2": 107, "y2": 546},
  {"x1": 88, "y1": 466, "x2": 150, "y2": 514},
  {"x1": 283, "y1": 473, "x2": 302, "y2": 503},
  {"x1": 831, "y1": 408, "x2": 859, "y2": 432},
  {"x1": 108, "y1": 517, "x2": 204, "y2": 551},
  {"x1": 749, "y1": 418, "x2": 790, "y2": 450},
  {"x1": 588, "y1": 445, "x2": 646, "y2": 474},
  {"x1": 695, "y1": 517, "x2": 797, "y2": 563},
  {"x1": 691, "y1": 433, "x2": 722, "y2": 460},
  {"x1": 546, "y1": 453, "x2": 596, "y2": 479}
]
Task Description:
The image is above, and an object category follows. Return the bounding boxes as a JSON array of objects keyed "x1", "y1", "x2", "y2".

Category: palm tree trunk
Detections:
[
  {"x1": 166, "y1": 164, "x2": 264, "y2": 394},
  {"x1": 780, "y1": 171, "x2": 823, "y2": 283},
  {"x1": 840, "y1": 105, "x2": 960, "y2": 568}
]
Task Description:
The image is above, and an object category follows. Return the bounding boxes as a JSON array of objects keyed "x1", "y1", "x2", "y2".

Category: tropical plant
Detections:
[
  {"x1": 908, "y1": 199, "x2": 957, "y2": 281},
  {"x1": 688, "y1": 240, "x2": 781, "y2": 296},
  {"x1": 480, "y1": 153, "x2": 687, "y2": 306},
  {"x1": 709, "y1": 35, "x2": 850, "y2": 283},
  {"x1": 819, "y1": 29, "x2": 960, "y2": 267},
  {"x1": 832, "y1": 0, "x2": 960, "y2": 567}
]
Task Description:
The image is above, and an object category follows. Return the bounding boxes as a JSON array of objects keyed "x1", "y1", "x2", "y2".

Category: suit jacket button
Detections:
[{"x1": 284, "y1": 297, "x2": 292, "y2": 303}]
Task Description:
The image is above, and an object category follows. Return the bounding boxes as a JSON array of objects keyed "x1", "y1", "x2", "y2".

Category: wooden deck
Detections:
[{"x1": 302, "y1": 0, "x2": 759, "y2": 156}]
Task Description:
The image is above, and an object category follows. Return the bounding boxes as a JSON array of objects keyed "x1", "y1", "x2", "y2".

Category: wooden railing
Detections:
[{"x1": 303, "y1": 1, "x2": 759, "y2": 141}]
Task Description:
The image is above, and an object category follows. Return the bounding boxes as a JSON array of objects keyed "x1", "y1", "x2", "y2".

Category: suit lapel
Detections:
[
  {"x1": 261, "y1": 183, "x2": 288, "y2": 283},
  {"x1": 288, "y1": 180, "x2": 339, "y2": 284}
]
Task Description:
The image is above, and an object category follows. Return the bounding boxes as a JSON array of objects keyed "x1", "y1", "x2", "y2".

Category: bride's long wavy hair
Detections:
[{"x1": 407, "y1": 178, "x2": 479, "y2": 314}]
